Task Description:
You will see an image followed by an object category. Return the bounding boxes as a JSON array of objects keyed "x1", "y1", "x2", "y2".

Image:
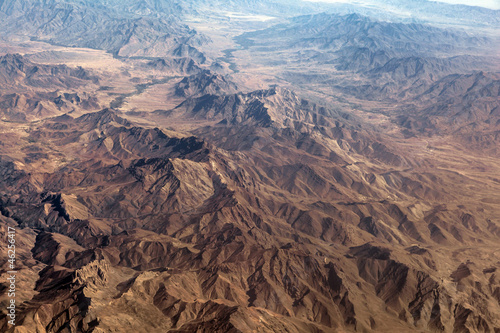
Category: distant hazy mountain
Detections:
[
  {"x1": 305, "y1": 0, "x2": 500, "y2": 29},
  {"x1": 0, "y1": 0, "x2": 210, "y2": 58},
  {"x1": 240, "y1": 12, "x2": 498, "y2": 105},
  {"x1": 243, "y1": 13, "x2": 495, "y2": 58}
]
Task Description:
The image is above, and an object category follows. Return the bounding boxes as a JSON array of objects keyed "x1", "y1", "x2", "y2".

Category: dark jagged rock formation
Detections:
[{"x1": 174, "y1": 70, "x2": 238, "y2": 98}]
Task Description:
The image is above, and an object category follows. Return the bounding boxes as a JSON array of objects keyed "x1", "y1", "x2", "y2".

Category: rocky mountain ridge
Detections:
[{"x1": 0, "y1": 2, "x2": 499, "y2": 332}]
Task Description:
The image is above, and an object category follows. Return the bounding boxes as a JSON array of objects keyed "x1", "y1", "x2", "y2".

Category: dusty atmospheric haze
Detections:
[{"x1": 0, "y1": 0, "x2": 499, "y2": 332}]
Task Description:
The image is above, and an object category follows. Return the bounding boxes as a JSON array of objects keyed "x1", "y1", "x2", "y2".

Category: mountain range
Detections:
[{"x1": 0, "y1": 1, "x2": 499, "y2": 332}]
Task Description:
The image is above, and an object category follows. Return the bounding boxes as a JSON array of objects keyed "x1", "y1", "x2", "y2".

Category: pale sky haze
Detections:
[
  {"x1": 431, "y1": 0, "x2": 500, "y2": 9},
  {"x1": 302, "y1": 0, "x2": 500, "y2": 10}
]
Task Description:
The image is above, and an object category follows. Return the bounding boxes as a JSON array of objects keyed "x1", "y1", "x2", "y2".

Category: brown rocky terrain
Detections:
[
  {"x1": 0, "y1": 54, "x2": 100, "y2": 121},
  {"x1": 0, "y1": 1, "x2": 499, "y2": 332}
]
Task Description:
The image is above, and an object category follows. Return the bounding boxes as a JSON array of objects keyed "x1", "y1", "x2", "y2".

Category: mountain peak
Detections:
[
  {"x1": 75, "y1": 109, "x2": 131, "y2": 127},
  {"x1": 0, "y1": 53, "x2": 25, "y2": 65},
  {"x1": 174, "y1": 70, "x2": 238, "y2": 97},
  {"x1": 0, "y1": 53, "x2": 27, "y2": 77}
]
